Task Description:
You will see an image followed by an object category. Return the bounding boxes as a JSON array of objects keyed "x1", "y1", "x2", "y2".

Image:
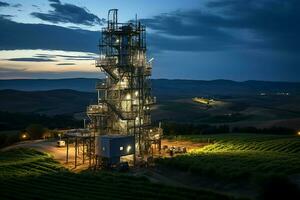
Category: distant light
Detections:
[
  {"x1": 127, "y1": 145, "x2": 132, "y2": 152},
  {"x1": 298, "y1": 131, "x2": 300, "y2": 136},
  {"x1": 22, "y1": 134, "x2": 27, "y2": 139},
  {"x1": 126, "y1": 94, "x2": 131, "y2": 100},
  {"x1": 120, "y1": 146, "x2": 124, "y2": 151},
  {"x1": 135, "y1": 91, "x2": 138, "y2": 96}
]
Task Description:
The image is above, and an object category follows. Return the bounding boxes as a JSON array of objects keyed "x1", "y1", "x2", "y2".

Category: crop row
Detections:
[
  {"x1": 0, "y1": 148, "x2": 236, "y2": 200},
  {"x1": 159, "y1": 134, "x2": 300, "y2": 180},
  {"x1": 173, "y1": 134, "x2": 300, "y2": 154}
]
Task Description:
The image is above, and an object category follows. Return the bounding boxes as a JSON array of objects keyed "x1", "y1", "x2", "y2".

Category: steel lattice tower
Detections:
[{"x1": 87, "y1": 9, "x2": 161, "y2": 158}]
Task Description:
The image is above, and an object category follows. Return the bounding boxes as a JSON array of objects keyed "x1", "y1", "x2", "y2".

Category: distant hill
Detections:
[
  {"x1": 1, "y1": 78, "x2": 300, "y2": 96},
  {"x1": 0, "y1": 89, "x2": 96, "y2": 115},
  {"x1": 152, "y1": 79, "x2": 300, "y2": 98},
  {"x1": 0, "y1": 78, "x2": 98, "y2": 92},
  {"x1": 1, "y1": 79, "x2": 300, "y2": 129}
]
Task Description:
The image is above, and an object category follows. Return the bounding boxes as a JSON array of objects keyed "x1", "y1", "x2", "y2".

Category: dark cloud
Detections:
[
  {"x1": 57, "y1": 63, "x2": 75, "y2": 65},
  {"x1": 7, "y1": 57, "x2": 56, "y2": 62},
  {"x1": 49, "y1": 0, "x2": 60, "y2": 3},
  {"x1": 142, "y1": 0, "x2": 300, "y2": 52},
  {"x1": 34, "y1": 54, "x2": 56, "y2": 58},
  {"x1": 0, "y1": 14, "x2": 13, "y2": 20},
  {"x1": 0, "y1": 16, "x2": 99, "y2": 52},
  {"x1": 206, "y1": 0, "x2": 239, "y2": 8},
  {"x1": 0, "y1": 67, "x2": 27, "y2": 74},
  {"x1": 32, "y1": 4, "x2": 41, "y2": 11},
  {"x1": 31, "y1": 1, "x2": 104, "y2": 26},
  {"x1": 0, "y1": 69, "x2": 101, "y2": 79},
  {"x1": 0, "y1": 1, "x2": 22, "y2": 8},
  {"x1": 33, "y1": 53, "x2": 97, "y2": 61},
  {"x1": 33, "y1": 54, "x2": 97, "y2": 60},
  {"x1": 12, "y1": 3, "x2": 22, "y2": 8},
  {"x1": 54, "y1": 54, "x2": 96, "y2": 59},
  {"x1": 0, "y1": 1, "x2": 9, "y2": 7}
]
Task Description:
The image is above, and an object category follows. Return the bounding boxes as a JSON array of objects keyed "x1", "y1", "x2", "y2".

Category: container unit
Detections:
[{"x1": 96, "y1": 135, "x2": 135, "y2": 165}]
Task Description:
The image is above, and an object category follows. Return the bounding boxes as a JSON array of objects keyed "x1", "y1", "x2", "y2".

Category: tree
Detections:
[{"x1": 26, "y1": 124, "x2": 46, "y2": 139}]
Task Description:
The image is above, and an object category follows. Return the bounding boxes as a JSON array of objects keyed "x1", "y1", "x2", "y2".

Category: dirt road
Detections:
[{"x1": 1, "y1": 139, "x2": 89, "y2": 171}]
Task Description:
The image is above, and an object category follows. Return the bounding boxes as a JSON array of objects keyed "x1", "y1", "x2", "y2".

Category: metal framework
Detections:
[
  {"x1": 87, "y1": 9, "x2": 162, "y2": 159},
  {"x1": 65, "y1": 129, "x2": 95, "y2": 168}
]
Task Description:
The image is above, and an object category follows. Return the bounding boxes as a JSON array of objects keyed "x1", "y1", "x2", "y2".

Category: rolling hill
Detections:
[
  {"x1": 0, "y1": 89, "x2": 96, "y2": 115},
  {"x1": 1, "y1": 79, "x2": 300, "y2": 129},
  {"x1": 1, "y1": 78, "x2": 300, "y2": 96}
]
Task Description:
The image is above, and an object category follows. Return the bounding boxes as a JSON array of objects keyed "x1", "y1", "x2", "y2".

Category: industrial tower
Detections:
[{"x1": 87, "y1": 9, "x2": 162, "y2": 159}]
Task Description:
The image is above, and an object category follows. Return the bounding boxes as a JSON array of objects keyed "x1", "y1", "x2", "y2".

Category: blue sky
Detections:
[{"x1": 0, "y1": 0, "x2": 299, "y2": 81}]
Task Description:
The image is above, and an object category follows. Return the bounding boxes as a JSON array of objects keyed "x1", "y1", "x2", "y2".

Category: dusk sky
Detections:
[{"x1": 0, "y1": 0, "x2": 299, "y2": 81}]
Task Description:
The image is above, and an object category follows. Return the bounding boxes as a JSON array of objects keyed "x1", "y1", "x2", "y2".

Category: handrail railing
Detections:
[{"x1": 87, "y1": 104, "x2": 108, "y2": 115}]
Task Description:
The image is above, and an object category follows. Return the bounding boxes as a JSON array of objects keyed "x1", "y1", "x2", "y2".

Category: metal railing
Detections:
[
  {"x1": 145, "y1": 96, "x2": 156, "y2": 105},
  {"x1": 87, "y1": 104, "x2": 108, "y2": 115},
  {"x1": 95, "y1": 81, "x2": 107, "y2": 90},
  {"x1": 95, "y1": 57, "x2": 117, "y2": 67}
]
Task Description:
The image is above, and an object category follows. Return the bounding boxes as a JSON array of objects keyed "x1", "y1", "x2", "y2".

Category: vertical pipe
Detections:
[
  {"x1": 75, "y1": 137, "x2": 78, "y2": 168},
  {"x1": 89, "y1": 136, "x2": 92, "y2": 167},
  {"x1": 66, "y1": 137, "x2": 69, "y2": 164},
  {"x1": 82, "y1": 138, "x2": 85, "y2": 164}
]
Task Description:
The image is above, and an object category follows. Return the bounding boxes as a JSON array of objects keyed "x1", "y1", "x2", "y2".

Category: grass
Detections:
[
  {"x1": 0, "y1": 148, "x2": 239, "y2": 200},
  {"x1": 158, "y1": 134, "x2": 300, "y2": 181},
  {"x1": 0, "y1": 148, "x2": 66, "y2": 178}
]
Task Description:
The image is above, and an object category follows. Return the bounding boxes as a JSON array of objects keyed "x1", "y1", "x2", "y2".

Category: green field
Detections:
[
  {"x1": 158, "y1": 134, "x2": 300, "y2": 180},
  {"x1": 0, "y1": 148, "x2": 238, "y2": 200}
]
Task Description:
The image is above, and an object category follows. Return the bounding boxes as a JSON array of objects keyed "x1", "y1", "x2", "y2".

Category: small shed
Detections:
[{"x1": 96, "y1": 135, "x2": 135, "y2": 164}]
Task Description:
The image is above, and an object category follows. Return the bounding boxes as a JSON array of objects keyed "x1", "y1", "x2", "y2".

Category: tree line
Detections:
[
  {"x1": 0, "y1": 111, "x2": 82, "y2": 131},
  {"x1": 161, "y1": 122, "x2": 296, "y2": 136}
]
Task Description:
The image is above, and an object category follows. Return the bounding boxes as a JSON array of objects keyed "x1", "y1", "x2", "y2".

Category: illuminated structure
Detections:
[{"x1": 87, "y1": 9, "x2": 162, "y2": 161}]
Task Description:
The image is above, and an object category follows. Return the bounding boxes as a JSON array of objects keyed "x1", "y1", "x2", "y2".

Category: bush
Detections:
[
  {"x1": 161, "y1": 122, "x2": 230, "y2": 136},
  {"x1": 26, "y1": 124, "x2": 47, "y2": 139},
  {"x1": 161, "y1": 122, "x2": 296, "y2": 136},
  {"x1": 0, "y1": 111, "x2": 82, "y2": 131}
]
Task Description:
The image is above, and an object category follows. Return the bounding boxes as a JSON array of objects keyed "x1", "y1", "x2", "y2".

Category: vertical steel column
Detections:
[
  {"x1": 75, "y1": 137, "x2": 78, "y2": 168},
  {"x1": 89, "y1": 135, "x2": 92, "y2": 167},
  {"x1": 66, "y1": 137, "x2": 69, "y2": 164},
  {"x1": 82, "y1": 138, "x2": 85, "y2": 164}
]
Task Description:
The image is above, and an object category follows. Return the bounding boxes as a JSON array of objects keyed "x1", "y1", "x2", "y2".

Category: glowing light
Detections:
[
  {"x1": 120, "y1": 146, "x2": 124, "y2": 151},
  {"x1": 126, "y1": 94, "x2": 131, "y2": 100},
  {"x1": 298, "y1": 131, "x2": 300, "y2": 136},
  {"x1": 22, "y1": 134, "x2": 27, "y2": 139},
  {"x1": 135, "y1": 91, "x2": 138, "y2": 96},
  {"x1": 127, "y1": 145, "x2": 132, "y2": 152}
]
